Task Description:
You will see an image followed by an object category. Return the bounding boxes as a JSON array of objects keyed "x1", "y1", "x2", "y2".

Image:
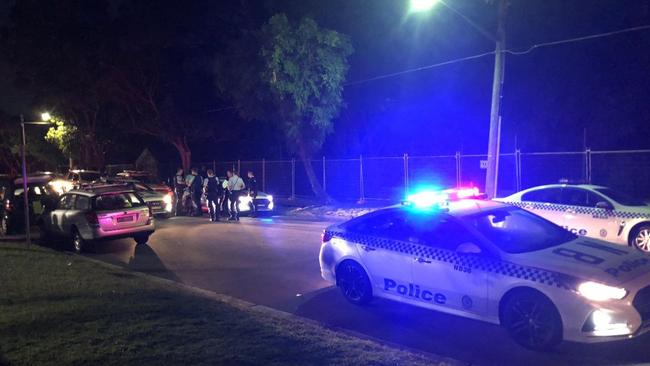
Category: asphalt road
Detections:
[{"x1": 84, "y1": 215, "x2": 650, "y2": 366}]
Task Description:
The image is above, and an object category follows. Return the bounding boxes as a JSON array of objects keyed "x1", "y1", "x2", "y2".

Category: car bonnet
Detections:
[{"x1": 511, "y1": 238, "x2": 650, "y2": 286}]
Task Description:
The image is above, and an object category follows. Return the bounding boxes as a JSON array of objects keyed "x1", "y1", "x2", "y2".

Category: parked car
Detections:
[
  {"x1": 66, "y1": 169, "x2": 103, "y2": 189},
  {"x1": 115, "y1": 170, "x2": 172, "y2": 196},
  {"x1": 1, "y1": 175, "x2": 58, "y2": 236},
  {"x1": 497, "y1": 183, "x2": 650, "y2": 252},
  {"x1": 100, "y1": 180, "x2": 172, "y2": 218},
  {"x1": 40, "y1": 186, "x2": 155, "y2": 252}
]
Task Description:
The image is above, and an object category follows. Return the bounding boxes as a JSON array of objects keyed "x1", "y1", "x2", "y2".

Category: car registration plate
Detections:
[{"x1": 117, "y1": 216, "x2": 134, "y2": 223}]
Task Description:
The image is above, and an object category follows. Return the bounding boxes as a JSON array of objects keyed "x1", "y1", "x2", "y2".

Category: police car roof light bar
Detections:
[{"x1": 404, "y1": 187, "x2": 483, "y2": 209}]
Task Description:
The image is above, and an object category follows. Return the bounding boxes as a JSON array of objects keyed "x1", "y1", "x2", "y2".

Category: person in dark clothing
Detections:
[
  {"x1": 189, "y1": 168, "x2": 203, "y2": 217},
  {"x1": 220, "y1": 173, "x2": 230, "y2": 218},
  {"x1": 246, "y1": 171, "x2": 258, "y2": 217},
  {"x1": 203, "y1": 169, "x2": 221, "y2": 222},
  {"x1": 173, "y1": 168, "x2": 186, "y2": 216}
]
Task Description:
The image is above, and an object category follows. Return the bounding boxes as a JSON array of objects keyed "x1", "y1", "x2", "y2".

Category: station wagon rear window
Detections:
[{"x1": 94, "y1": 193, "x2": 145, "y2": 211}]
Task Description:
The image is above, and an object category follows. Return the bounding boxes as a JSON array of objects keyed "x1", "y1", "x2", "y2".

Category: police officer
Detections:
[
  {"x1": 203, "y1": 169, "x2": 221, "y2": 222},
  {"x1": 246, "y1": 170, "x2": 258, "y2": 217},
  {"x1": 227, "y1": 170, "x2": 246, "y2": 221},
  {"x1": 189, "y1": 168, "x2": 203, "y2": 217},
  {"x1": 173, "y1": 168, "x2": 186, "y2": 216}
]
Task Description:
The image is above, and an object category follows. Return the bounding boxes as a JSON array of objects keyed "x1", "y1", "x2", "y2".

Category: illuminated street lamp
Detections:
[
  {"x1": 409, "y1": 0, "x2": 507, "y2": 198},
  {"x1": 20, "y1": 112, "x2": 53, "y2": 246},
  {"x1": 409, "y1": 0, "x2": 439, "y2": 13}
]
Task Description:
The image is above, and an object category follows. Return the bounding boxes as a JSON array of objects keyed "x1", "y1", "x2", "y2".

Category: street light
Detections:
[
  {"x1": 409, "y1": 0, "x2": 507, "y2": 198},
  {"x1": 410, "y1": 0, "x2": 439, "y2": 13},
  {"x1": 20, "y1": 112, "x2": 53, "y2": 246}
]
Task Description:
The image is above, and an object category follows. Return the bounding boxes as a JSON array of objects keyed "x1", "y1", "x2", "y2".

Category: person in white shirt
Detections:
[{"x1": 227, "y1": 170, "x2": 246, "y2": 221}]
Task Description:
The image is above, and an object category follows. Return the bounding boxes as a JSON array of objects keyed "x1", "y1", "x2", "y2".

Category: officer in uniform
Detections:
[
  {"x1": 173, "y1": 168, "x2": 186, "y2": 216},
  {"x1": 220, "y1": 174, "x2": 230, "y2": 218},
  {"x1": 227, "y1": 170, "x2": 246, "y2": 221},
  {"x1": 189, "y1": 168, "x2": 203, "y2": 217},
  {"x1": 203, "y1": 169, "x2": 221, "y2": 222},
  {"x1": 246, "y1": 170, "x2": 258, "y2": 217}
]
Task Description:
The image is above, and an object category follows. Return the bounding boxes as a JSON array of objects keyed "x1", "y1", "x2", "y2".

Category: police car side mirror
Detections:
[
  {"x1": 595, "y1": 201, "x2": 613, "y2": 210},
  {"x1": 456, "y1": 242, "x2": 482, "y2": 255}
]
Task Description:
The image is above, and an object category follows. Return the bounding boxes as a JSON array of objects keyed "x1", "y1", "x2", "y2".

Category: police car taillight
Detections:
[{"x1": 321, "y1": 231, "x2": 333, "y2": 243}]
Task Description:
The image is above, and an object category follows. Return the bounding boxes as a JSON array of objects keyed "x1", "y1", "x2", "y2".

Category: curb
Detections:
[{"x1": 76, "y1": 252, "x2": 467, "y2": 366}]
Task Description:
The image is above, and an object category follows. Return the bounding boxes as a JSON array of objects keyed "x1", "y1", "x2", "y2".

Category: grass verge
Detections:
[{"x1": 0, "y1": 243, "x2": 455, "y2": 366}]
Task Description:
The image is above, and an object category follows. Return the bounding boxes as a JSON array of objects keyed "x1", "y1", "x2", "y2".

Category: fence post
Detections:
[
  {"x1": 585, "y1": 148, "x2": 592, "y2": 184},
  {"x1": 212, "y1": 160, "x2": 216, "y2": 174},
  {"x1": 262, "y1": 158, "x2": 266, "y2": 192},
  {"x1": 359, "y1": 155, "x2": 365, "y2": 203},
  {"x1": 291, "y1": 158, "x2": 296, "y2": 199},
  {"x1": 455, "y1": 151, "x2": 461, "y2": 188},
  {"x1": 515, "y1": 149, "x2": 522, "y2": 192},
  {"x1": 403, "y1": 153, "x2": 409, "y2": 196},
  {"x1": 322, "y1": 156, "x2": 326, "y2": 193},
  {"x1": 237, "y1": 159, "x2": 241, "y2": 174}
]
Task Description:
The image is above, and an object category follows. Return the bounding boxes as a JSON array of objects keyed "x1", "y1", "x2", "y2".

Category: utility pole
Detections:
[
  {"x1": 484, "y1": 0, "x2": 507, "y2": 199},
  {"x1": 20, "y1": 115, "x2": 30, "y2": 247}
]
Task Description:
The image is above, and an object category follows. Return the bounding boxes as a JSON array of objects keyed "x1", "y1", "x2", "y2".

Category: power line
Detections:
[
  {"x1": 505, "y1": 24, "x2": 650, "y2": 55},
  {"x1": 345, "y1": 24, "x2": 650, "y2": 87},
  {"x1": 344, "y1": 51, "x2": 495, "y2": 86}
]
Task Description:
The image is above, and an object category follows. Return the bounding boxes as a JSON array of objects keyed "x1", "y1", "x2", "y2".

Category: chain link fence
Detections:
[{"x1": 165, "y1": 149, "x2": 650, "y2": 202}]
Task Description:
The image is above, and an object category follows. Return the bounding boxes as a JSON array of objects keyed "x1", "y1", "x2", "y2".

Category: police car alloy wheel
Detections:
[
  {"x1": 633, "y1": 226, "x2": 650, "y2": 252},
  {"x1": 502, "y1": 290, "x2": 563, "y2": 350},
  {"x1": 336, "y1": 261, "x2": 373, "y2": 305}
]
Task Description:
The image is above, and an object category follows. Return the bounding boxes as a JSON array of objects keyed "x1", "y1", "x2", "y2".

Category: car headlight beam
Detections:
[{"x1": 578, "y1": 281, "x2": 627, "y2": 301}]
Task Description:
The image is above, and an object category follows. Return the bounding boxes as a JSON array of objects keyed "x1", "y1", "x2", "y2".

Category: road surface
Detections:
[{"x1": 84, "y1": 216, "x2": 650, "y2": 366}]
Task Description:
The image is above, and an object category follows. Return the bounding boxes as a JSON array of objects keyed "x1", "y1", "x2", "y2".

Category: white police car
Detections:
[
  {"x1": 319, "y1": 188, "x2": 650, "y2": 350},
  {"x1": 498, "y1": 184, "x2": 650, "y2": 252}
]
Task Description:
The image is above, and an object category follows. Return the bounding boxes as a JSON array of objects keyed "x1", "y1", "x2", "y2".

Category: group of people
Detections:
[{"x1": 172, "y1": 167, "x2": 258, "y2": 222}]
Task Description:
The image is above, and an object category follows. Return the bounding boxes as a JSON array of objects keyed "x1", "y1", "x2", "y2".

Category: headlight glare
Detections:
[
  {"x1": 578, "y1": 281, "x2": 627, "y2": 301},
  {"x1": 163, "y1": 195, "x2": 172, "y2": 205}
]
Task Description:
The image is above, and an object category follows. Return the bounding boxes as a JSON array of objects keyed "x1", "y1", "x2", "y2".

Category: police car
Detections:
[
  {"x1": 319, "y1": 188, "x2": 650, "y2": 350},
  {"x1": 498, "y1": 184, "x2": 650, "y2": 252}
]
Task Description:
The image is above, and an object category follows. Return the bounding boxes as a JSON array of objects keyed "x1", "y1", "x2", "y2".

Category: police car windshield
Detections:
[
  {"x1": 461, "y1": 207, "x2": 576, "y2": 254},
  {"x1": 595, "y1": 188, "x2": 646, "y2": 207}
]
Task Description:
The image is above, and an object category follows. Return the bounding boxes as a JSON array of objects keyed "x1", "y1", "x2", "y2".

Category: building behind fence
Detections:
[{"x1": 162, "y1": 148, "x2": 650, "y2": 202}]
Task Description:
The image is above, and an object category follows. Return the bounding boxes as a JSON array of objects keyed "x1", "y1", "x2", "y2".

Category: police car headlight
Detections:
[
  {"x1": 578, "y1": 281, "x2": 627, "y2": 301},
  {"x1": 239, "y1": 196, "x2": 252, "y2": 204},
  {"x1": 267, "y1": 195, "x2": 273, "y2": 202}
]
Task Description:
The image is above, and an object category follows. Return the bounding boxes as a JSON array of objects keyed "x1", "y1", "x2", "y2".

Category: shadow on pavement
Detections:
[
  {"x1": 127, "y1": 243, "x2": 181, "y2": 282},
  {"x1": 294, "y1": 287, "x2": 650, "y2": 366}
]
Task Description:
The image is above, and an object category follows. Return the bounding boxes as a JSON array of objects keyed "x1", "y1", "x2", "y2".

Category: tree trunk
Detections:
[
  {"x1": 297, "y1": 138, "x2": 329, "y2": 202},
  {"x1": 172, "y1": 138, "x2": 192, "y2": 172}
]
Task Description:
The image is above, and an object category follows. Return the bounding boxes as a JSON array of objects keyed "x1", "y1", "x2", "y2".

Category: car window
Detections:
[
  {"x1": 560, "y1": 188, "x2": 609, "y2": 208},
  {"x1": 346, "y1": 210, "x2": 417, "y2": 239},
  {"x1": 521, "y1": 188, "x2": 562, "y2": 203},
  {"x1": 417, "y1": 218, "x2": 479, "y2": 252},
  {"x1": 58, "y1": 195, "x2": 75, "y2": 210},
  {"x1": 94, "y1": 193, "x2": 145, "y2": 211},
  {"x1": 75, "y1": 195, "x2": 90, "y2": 211},
  {"x1": 595, "y1": 188, "x2": 646, "y2": 207},
  {"x1": 461, "y1": 207, "x2": 576, "y2": 254}
]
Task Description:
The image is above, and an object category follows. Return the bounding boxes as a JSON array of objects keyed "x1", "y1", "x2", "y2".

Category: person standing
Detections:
[
  {"x1": 190, "y1": 168, "x2": 203, "y2": 217},
  {"x1": 203, "y1": 169, "x2": 221, "y2": 222},
  {"x1": 220, "y1": 173, "x2": 230, "y2": 218},
  {"x1": 173, "y1": 168, "x2": 186, "y2": 216},
  {"x1": 227, "y1": 170, "x2": 246, "y2": 221},
  {"x1": 246, "y1": 171, "x2": 258, "y2": 217}
]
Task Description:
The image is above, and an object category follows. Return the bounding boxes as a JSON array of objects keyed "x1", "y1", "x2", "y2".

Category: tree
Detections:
[{"x1": 221, "y1": 14, "x2": 353, "y2": 200}]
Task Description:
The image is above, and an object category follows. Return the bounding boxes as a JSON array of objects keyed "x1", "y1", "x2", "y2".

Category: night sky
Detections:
[{"x1": 1, "y1": 0, "x2": 649, "y2": 161}]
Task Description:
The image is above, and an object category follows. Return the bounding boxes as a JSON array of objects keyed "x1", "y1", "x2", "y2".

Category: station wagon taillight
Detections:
[{"x1": 85, "y1": 212, "x2": 99, "y2": 226}]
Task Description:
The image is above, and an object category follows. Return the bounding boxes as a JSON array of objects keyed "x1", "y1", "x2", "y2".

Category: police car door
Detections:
[
  {"x1": 346, "y1": 210, "x2": 414, "y2": 295},
  {"x1": 410, "y1": 215, "x2": 489, "y2": 316},
  {"x1": 560, "y1": 187, "x2": 619, "y2": 241}
]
